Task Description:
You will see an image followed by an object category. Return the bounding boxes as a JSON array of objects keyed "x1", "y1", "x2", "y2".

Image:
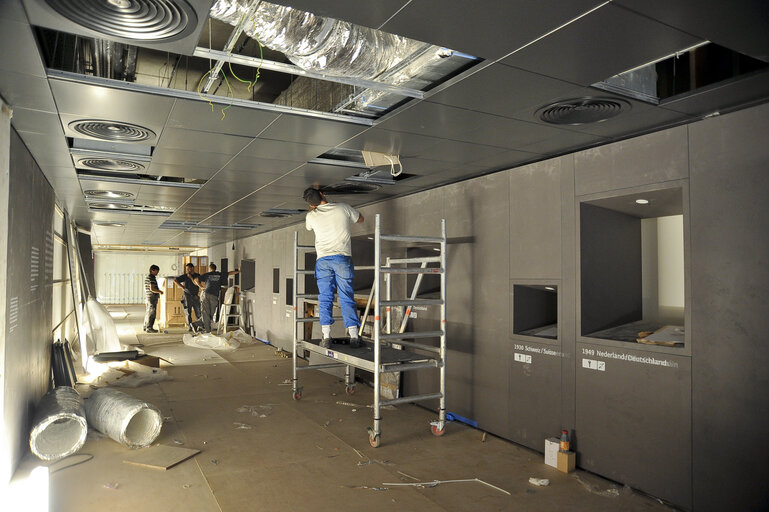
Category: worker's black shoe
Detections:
[
  {"x1": 145, "y1": 328, "x2": 158, "y2": 333},
  {"x1": 349, "y1": 337, "x2": 363, "y2": 349},
  {"x1": 320, "y1": 337, "x2": 332, "y2": 349}
]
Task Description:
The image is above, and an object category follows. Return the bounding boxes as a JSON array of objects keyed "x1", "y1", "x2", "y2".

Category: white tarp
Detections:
[
  {"x1": 84, "y1": 297, "x2": 122, "y2": 354},
  {"x1": 182, "y1": 328, "x2": 254, "y2": 351}
]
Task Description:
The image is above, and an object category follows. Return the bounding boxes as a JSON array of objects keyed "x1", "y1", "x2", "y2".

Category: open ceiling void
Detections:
[{"x1": 2, "y1": 0, "x2": 768, "y2": 249}]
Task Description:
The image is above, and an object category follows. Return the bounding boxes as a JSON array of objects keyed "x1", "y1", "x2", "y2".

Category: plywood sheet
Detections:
[{"x1": 123, "y1": 445, "x2": 200, "y2": 470}]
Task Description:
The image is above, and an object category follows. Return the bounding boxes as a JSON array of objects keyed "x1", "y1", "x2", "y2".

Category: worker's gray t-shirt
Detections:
[
  {"x1": 199, "y1": 271, "x2": 223, "y2": 294},
  {"x1": 305, "y1": 202, "x2": 360, "y2": 259}
]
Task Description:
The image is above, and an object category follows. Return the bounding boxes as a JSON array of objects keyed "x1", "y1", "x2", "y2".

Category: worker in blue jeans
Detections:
[{"x1": 303, "y1": 187, "x2": 364, "y2": 348}]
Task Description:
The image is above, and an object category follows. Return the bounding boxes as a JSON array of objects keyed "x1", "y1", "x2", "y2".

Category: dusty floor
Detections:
[{"x1": 16, "y1": 305, "x2": 676, "y2": 511}]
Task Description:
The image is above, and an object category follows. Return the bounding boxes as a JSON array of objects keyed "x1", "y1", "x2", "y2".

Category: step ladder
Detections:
[{"x1": 217, "y1": 301, "x2": 243, "y2": 334}]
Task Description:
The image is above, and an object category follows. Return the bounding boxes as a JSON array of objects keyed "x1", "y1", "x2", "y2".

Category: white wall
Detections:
[
  {"x1": 94, "y1": 252, "x2": 183, "y2": 304},
  {"x1": 642, "y1": 215, "x2": 685, "y2": 324}
]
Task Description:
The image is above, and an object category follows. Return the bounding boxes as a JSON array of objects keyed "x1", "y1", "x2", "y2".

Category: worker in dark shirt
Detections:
[
  {"x1": 197, "y1": 263, "x2": 240, "y2": 333},
  {"x1": 144, "y1": 264, "x2": 163, "y2": 333},
  {"x1": 175, "y1": 262, "x2": 203, "y2": 332}
]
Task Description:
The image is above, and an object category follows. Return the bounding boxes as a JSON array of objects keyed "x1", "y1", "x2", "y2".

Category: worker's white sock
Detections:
[
  {"x1": 347, "y1": 326, "x2": 359, "y2": 339},
  {"x1": 321, "y1": 325, "x2": 332, "y2": 339}
]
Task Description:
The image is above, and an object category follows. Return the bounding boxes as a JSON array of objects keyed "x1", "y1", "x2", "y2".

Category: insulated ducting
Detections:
[
  {"x1": 29, "y1": 387, "x2": 88, "y2": 461},
  {"x1": 209, "y1": 0, "x2": 423, "y2": 79},
  {"x1": 85, "y1": 388, "x2": 163, "y2": 448}
]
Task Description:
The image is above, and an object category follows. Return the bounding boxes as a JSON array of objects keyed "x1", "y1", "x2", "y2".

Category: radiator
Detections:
[{"x1": 97, "y1": 273, "x2": 145, "y2": 304}]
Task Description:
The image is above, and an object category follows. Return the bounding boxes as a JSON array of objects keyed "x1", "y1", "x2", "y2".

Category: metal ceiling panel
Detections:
[
  {"x1": 426, "y1": 64, "x2": 579, "y2": 119},
  {"x1": 135, "y1": 187, "x2": 200, "y2": 205},
  {"x1": 0, "y1": 18, "x2": 46, "y2": 77},
  {"x1": 397, "y1": 157, "x2": 461, "y2": 176},
  {"x1": 660, "y1": 71, "x2": 769, "y2": 117},
  {"x1": 463, "y1": 149, "x2": 540, "y2": 171},
  {"x1": 166, "y1": 100, "x2": 281, "y2": 137},
  {"x1": 414, "y1": 138, "x2": 510, "y2": 164},
  {"x1": 271, "y1": 0, "x2": 408, "y2": 30},
  {"x1": 501, "y1": 3, "x2": 703, "y2": 86},
  {"x1": 156, "y1": 128, "x2": 253, "y2": 154},
  {"x1": 11, "y1": 108, "x2": 63, "y2": 135},
  {"x1": 518, "y1": 130, "x2": 608, "y2": 156},
  {"x1": 52, "y1": 81, "x2": 175, "y2": 142},
  {"x1": 615, "y1": 0, "x2": 769, "y2": 63},
  {"x1": 150, "y1": 148, "x2": 233, "y2": 169},
  {"x1": 338, "y1": 128, "x2": 447, "y2": 158},
  {"x1": 146, "y1": 162, "x2": 216, "y2": 180},
  {"x1": 40, "y1": 165, "x2": 77, "y2": 180},
  {"x1": 0, "y1": 71, "x2": 56, "y2": 112},
  {"x1": 259, "y1": 114, "x2": 369, "y2": 147},
  {"x1": 381, "y1": 0, "x2": 606, "y2": 60},
  {"x1": 238, "y1": 138, "x2": 328, "y2": 162},
  {"x1": 0, "y1": 0, "x2": 29, "y2": 23},
  {"x1": 220, "y1": 155, "x2": 304, "y2": 175},
  {"x1": 22, "y1": 0, "x2": 215, "y2": 56},
  {"x1": 285, "y1": 162, "x2": 364, "y2": 183},
  {"x1": 15, "y1": 131, "x2": 72, "y2": 166},
  {"x1": 78, "y1": 178, "x2": 141, "y2": 196}
]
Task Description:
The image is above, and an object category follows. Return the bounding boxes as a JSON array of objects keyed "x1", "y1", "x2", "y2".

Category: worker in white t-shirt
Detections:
[{"x1": 303, "y1": 188, "x2": 365, "y2": 348}]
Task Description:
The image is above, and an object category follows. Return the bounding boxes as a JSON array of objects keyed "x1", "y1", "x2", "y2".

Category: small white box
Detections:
[{"x1": 544, "y1": 437, "x2": 560, "y2": 468}]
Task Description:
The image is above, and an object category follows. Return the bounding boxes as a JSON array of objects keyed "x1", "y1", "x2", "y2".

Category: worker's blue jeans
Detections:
[{"x1": 315, "y1": 255, "x2": 360, "y2": 329}]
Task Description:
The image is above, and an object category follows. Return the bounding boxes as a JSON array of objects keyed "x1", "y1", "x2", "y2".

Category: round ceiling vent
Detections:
[
  {"x1": 45, "y1": 0, "x2": 196, "y2": 41},
  {"x1": 77, "y1": 158, "x2": 146, "y2": 173},
  {"x1": 84, "y1": 190, "x2": 135, "y2": 199},
  {"x1": 69, "y1": 120, "x2": 156, "y2": 142},
  {"x1": 322, "y1": 183, "x2": 381, "y2": 194},
  {"x1": 536, "y1": 98, "x2": 630, "y2": 125}
]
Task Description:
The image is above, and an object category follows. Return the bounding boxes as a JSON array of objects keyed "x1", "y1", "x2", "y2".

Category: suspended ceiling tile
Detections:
[
  {"x1": 415, "y1": 139, "x2": 509, "y2": 164},
  {"x1": 11, "y1": 108, "x2": 63, "y2": 135},
  {"x1": 660, "y1": 70, "x2": 769, "y2": 117},
  {"x1": 426, "y1": 64, "x2": 579, "y2": 119},
  {"x1": 51, "y1": 81, "x2": 175, "y2": 141},
  {"x1": 238, "y1": 138, "x2": 328, "y2": 161},
  {"x1": 465, "y1": 149, "x2": 540, "y2": 170},
  {"x1": 151, "y1": 148, "x2": 234, "y2": 169},
  {"x1": 338, "y1": 128, "x2": 445, "y2": 158},
  {"x1": 398, "y1": 157, "x2": 462, "y2": 176},
  {"x1": 166, "y1": 100, "x2": 281, "y2": 137},
  {"x1": 517, "y1": 130, "x2": 609, "y2": 156},
  {"x1": 146, "y1": 162, "x2": 217, "y2": 180},
  {"x1": 156, "y1": 128, "x2": 253, "y2": 154},
  {"x1": 221, "y1": 155, "x2": 304, "y2": 175},
  {"x1": 16, "y1": 131, "x2": 73, "y2": 166},
  {"x1": 0, "y1": 0, "x2": 29, "y2": 23},
  {"x1": 501, "y1": 3, "x2": 703, "y2": 86},
  {"x1": 615, "y1": 0, "x2": 769, "y2": 63},
  {"x1": 381, "y1": 0, "x2": 606, "y2": 60},
  {"x1": 286, "y1": 162, "x2": 364, "y2": 183},
  {"x1": 0, "y1": 71, "x2": 57, "y2": 112},
  {"x1": 272, "y1": 0, "x2": 408, "y2": 29},
  {"x1": 259, "y1": 114, "x2": 368, "y2": 147},
  {"x1": 135, "y1": 187, "x2": 198, "y2": 203},
  {"x1": 0, "y1": 19, "x2": 46, "y2": 77}
]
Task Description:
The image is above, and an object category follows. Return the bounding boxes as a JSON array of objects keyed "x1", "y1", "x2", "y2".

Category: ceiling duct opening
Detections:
[
  {"x1": 321, "y1": 183, "x2": 381, "y2": 195},
  {"x1": 69, "y1": 120, "x2": 157, "y2": 142},
  {"x1": 592, "y1": 42, "x2": 769, "y2": 105},
  {"x1": 84, "y1": 190, "x2": 135, "y2": 199},
  {"x1": 536, "y1": 98, "x2": 630, "y2": 125},
  {"x1": 77, "y1": 158, "x2": 147, "y2": 173},
  {"x1": 259, "y1": 208, "x2": 306, "y2": 218}
]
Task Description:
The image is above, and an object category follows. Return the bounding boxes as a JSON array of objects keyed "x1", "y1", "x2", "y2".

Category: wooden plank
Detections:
[{"x1": 123, "y1": 445, "x2": 200, "y2": 470}]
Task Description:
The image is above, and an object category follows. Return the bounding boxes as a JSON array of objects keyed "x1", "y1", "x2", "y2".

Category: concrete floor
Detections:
[{"x1": 17, "y1": 305, "x2": 676, "y2": 511}]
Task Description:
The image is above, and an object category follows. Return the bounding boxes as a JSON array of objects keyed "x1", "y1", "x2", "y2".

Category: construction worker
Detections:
[
  {"x1": 303, "y1": 187, "x2": 364, "y2": 348},
  {"x1": 175, "y1": 262, "x2": 203, "y2": 332},
  {"x1": 143, "y1": 264, "x2": 163, "y2": 333}
]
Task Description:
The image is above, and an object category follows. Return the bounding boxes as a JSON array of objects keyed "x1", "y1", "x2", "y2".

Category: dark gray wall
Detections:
[
  {"x1": 688, "y1": 104, "x2": 769, "y2": 512},
  {"x1": 206, "y1": 102, "x2": 769, "y2": 511},
  {"x1": 2, "y1": 128, "x2": 55, "y2": 479}
]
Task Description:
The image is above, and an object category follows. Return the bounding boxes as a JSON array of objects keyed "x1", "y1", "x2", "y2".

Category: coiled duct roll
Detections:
[
  {"x1": 85, "y1": 388, "x2": 163, "y2": 448},
  {"x1": 29, "y1": 387, "x2": 87, "y2": 461}
]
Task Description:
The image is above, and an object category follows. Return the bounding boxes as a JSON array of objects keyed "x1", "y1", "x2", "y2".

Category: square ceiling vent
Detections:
[{"x1": 22, "y1": 0, "x2": 215, "y2": 55}]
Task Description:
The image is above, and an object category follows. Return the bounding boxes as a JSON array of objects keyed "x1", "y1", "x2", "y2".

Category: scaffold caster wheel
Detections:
[
  {"x1": 369, "y1": 433, "x2": 380, "y2": 448},
  {"x1": 431, "y1": 424, "x2": 446, "y2": 437},
  {"x1": 293, "y1": 390, "x2": 302, "y2": 401},
  {"x1": 345, "y1": 385, "x2": 356, "y2": 395}
]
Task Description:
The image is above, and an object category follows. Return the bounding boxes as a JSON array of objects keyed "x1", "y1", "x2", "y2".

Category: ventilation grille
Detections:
[
  {"x1": 77, "y1": 158, "x2": 146, "y2": 173},
  {"x1": 537, "y1": 98, "x2": 630, "y2": 125},
  {"x1": 44, "y1": 0, "x2": 196, "y2": 41},
  {"x1": 84, "y1": 190, "x2": 134, "y2": 199},
  {"x1": 322, "y1": 183, "x2": 380, "y2": 194},
  {"x1": 69, "y1": 120, "x2": 156, "y2": 142},
  {"x1": 260, "y1": 208, "x2": 306, "y2": 218}
]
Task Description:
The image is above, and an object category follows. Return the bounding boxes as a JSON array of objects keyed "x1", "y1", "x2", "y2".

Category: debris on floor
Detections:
[
  {"x1": 123, "y1": 445, "x2": 200, "y2": 470},
  {"x1": 529, "y1": 477, "x2": 550, "y2": 486},
  {"x1": 573, "y1": 474, "x2": 622, "y2": 497},
  {"x1": 103, "y1": 482, "x2": 119, "y2": 490},
  {"x1": 233, "y1": 422, "x2": 253, "y2": 430},
  {"x1": 356, "y1": 459, "x2": 393, "y2": 467},
  {"x1": 381, "y1": 478, "x2": 511, "y2": 495}
]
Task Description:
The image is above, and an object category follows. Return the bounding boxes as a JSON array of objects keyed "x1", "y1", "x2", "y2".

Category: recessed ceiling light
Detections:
[
  {"x1": 545, "y1": 286, "x2": 555, "y2": 291},
  {"x1": 635, "y1": 199, "x2": 649, "y2": 205}
]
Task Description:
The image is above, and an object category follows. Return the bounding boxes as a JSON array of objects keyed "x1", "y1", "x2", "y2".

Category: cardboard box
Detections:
[
  {"x1": 544, "y1": 437, "x2": 559, "y2": 468},
  {"x1": 557, "y1": 450, "x2": 576, "y2": 473}
]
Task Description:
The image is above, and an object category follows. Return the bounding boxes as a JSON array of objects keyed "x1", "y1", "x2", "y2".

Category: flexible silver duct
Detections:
[
  {"x1": 29, "y1": 387, "x2": 88, "y2": 461},
  {"x1": 209, "y1": 0, "x2": 424, "y2": 79},
  {"x1": 85, "y1": 388, "x2": 163, "y2": 448}
]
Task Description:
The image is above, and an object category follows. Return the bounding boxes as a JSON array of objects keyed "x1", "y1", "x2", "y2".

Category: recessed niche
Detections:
[
  {"x1": 513, "y1": 285, "x2": 558, "y2": 339},
  {"x1": 580, "y1": 187, "x2": 686, "y2": 346}
]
